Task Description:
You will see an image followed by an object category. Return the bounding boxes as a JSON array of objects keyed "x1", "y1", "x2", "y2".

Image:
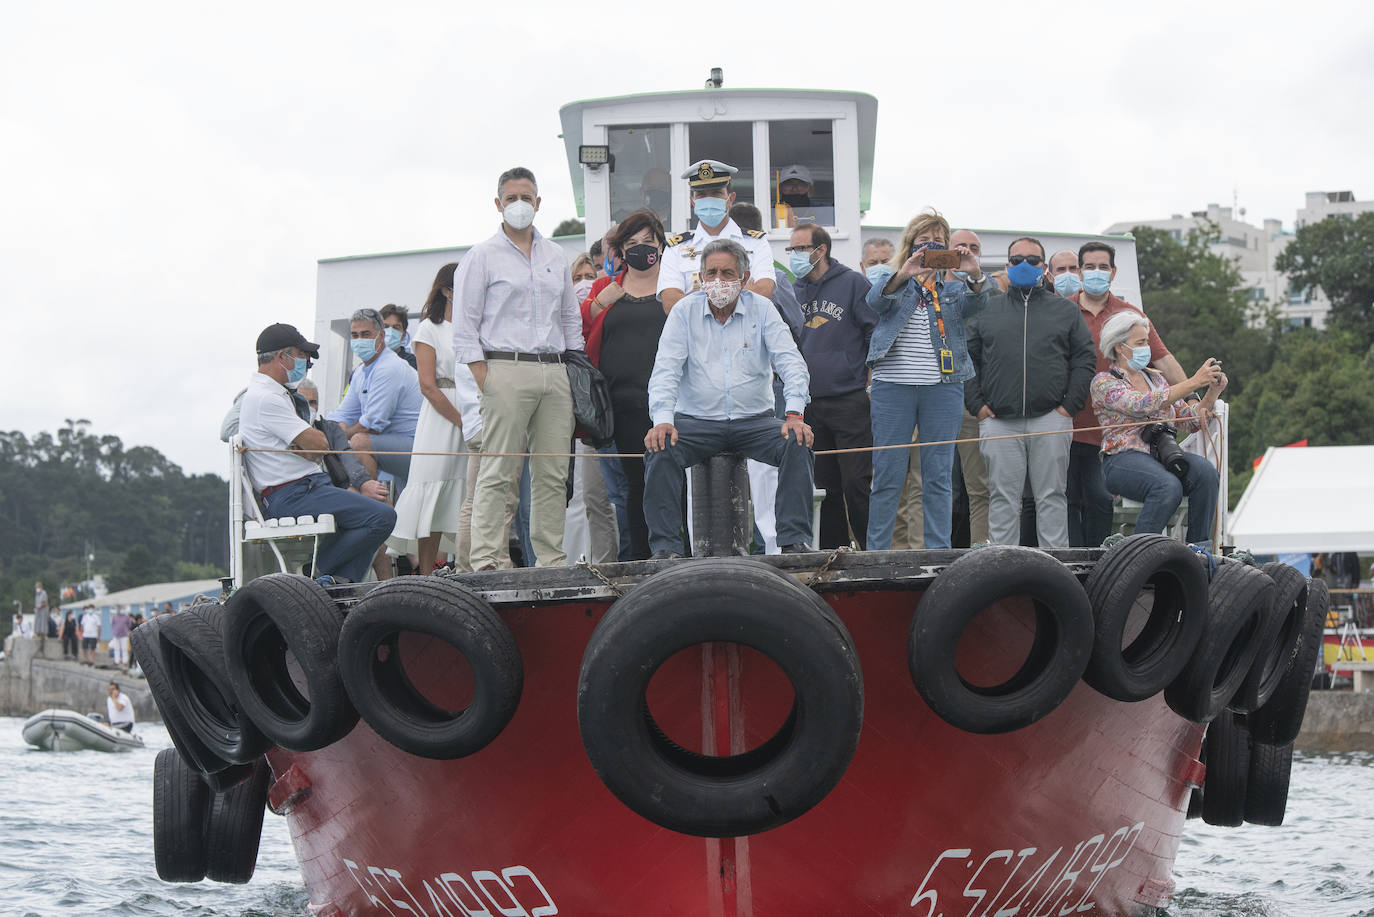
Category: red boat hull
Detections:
[{"x1": 268, "y1": 588, "x2": 1203, "y2": 917}]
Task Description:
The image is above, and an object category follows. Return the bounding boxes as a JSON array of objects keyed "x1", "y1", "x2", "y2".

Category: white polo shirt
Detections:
[
  {"x1": 239, "y1": 372, "x2": 320, "y2": 490},
  {"x1": 656, "y1": 219, "x2": 776, "y2": 296}
]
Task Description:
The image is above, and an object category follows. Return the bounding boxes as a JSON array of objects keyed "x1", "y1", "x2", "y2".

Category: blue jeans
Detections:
[
  {"x1": 262, "y1": 473, "x2": 397, "y2": 583},
  {"x1": 1067, "y1": 441, "x2": 1115, "y2": 547},
  {"x1": 867, "y1": 381, "x2": 964, "y2": 550},
  {"x1": 644, "y1": 414, "x2": 814, "y2": 556},
  {"x1": 1102, "y1": 449, "x2": 1218, "y2": 546},
  {"x1": 370, "y1": 431, "x2": 414, "y2": 496},
  {"x1": 597, "y1": 442, "x2": 632, "y2": 560}
]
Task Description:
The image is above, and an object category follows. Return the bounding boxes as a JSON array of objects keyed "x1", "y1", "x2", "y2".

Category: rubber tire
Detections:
[
  {"x1": 132, "y1": 617, "x2": 232, "y2": 775},
  {"x1": 1082, "y1": 535, "x2": 1209, "y2": 702},
  {"x1": 338, "y1": 578, "x2": 522, "y2": 760},
  {"x1": 578, "y1": 558, "x2": 863, "y2": 837},
  {"x1": 1250, "y1": 579, "x2": 1329, "y2": 745},
  {"x1": 909, "y1": 546, "x2": 1094, "y2": 734},
  {"x1": 204, "y1": 757, "x2": 272, "y2": 883},
  {"x1": 1201, "y1": 710, "x2": 1249, "y2": 827},
  {"x1": 1164, "y1": 562, "x2": 1274, "y2": 723},
  {"x1": 158, "y1": 608, "x2": 272, "y2": 765},
  {"x1": 1243, "y1": 740, "x2": 1294, "y2": 826},
  {"x1": 153, "y1": 747, "x2": 209, "y2": 882},
  {"x1": 222, "y1": 573, "x2": 359, "y2": 751},
  {"x1": 1232, "y1": 563, "x2": 1310, "y2": 714},
  {"x1": 203, "y1": 762, "x2": 258, "y2": 793}
]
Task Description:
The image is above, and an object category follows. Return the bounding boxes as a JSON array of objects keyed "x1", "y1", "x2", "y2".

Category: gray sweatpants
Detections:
[{"x1": 979, "y1": 411, "x2": 1074, "y2": 548}]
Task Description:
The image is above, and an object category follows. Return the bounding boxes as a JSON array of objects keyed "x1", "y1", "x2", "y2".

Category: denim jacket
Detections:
[{"x1": 863, "y1": 267, "x2": 984, "y2": 384}]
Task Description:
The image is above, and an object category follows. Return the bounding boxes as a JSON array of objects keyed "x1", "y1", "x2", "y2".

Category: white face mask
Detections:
[
  {"x1": 703, "y1": 278, "x2": 742, "y2": 308},
  {"x1": 503, "y1": 200, "x2": 536, "y2": 230},
  {"x1": 573, "y1": 278, "x2": 595, "y2": 301}
]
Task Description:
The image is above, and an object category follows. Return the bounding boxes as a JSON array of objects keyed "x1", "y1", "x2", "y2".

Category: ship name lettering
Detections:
[
  {"x1": 906, "y1": 821, "x2": 1145, "y2": 917},
  {"x1": 342, "y1": 857, "x2": 557, "y2": 917}
]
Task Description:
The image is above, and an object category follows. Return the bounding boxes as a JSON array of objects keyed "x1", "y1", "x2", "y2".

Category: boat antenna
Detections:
[{"x1": 705, "y1": 67, "x2": 723, "y2": 89}]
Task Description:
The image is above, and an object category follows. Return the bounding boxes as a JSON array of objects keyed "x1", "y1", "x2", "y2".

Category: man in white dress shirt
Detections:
[
  {"x1": 658, "y1": 159, "x2": 786, "y2": 551},
  {"x1": 453, "y1": 166, "x2": 584, "y2": 570}
]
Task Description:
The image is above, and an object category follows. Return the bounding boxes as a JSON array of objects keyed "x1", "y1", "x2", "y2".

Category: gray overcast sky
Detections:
[{"x1": 4, "y1": 1, "x2": 1372, "y2": 477}]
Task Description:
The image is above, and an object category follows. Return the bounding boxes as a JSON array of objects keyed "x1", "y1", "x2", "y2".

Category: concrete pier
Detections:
[
  {"x1": 1294, "y1": 690, "x2": 1374, "y2": 753},
  {"x1": 0, "y1": 637, "x2": 158, "y2": 722}
]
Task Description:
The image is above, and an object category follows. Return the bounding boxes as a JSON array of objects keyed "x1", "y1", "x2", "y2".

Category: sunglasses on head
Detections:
[{"x1": 1008, "y1": 254, "x2": 1044, "y2": 266}]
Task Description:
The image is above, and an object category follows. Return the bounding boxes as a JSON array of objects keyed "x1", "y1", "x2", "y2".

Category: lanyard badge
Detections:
[{"x1": 923, "y1": 281, "x2": 955, "y2": 374}]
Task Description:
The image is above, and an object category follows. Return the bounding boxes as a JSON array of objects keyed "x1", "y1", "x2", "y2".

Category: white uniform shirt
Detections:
[
  {"x1": 656, "y1": 219, "x2": 776, "y2": 296},
  {"x1": 239, "y1": 372, "x2": 320, "y2": 490}
]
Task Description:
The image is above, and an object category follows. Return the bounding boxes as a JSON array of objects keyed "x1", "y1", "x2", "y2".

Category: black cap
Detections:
[{"x1": 256, "y1": 323, "x2": 319, "y2": 357}]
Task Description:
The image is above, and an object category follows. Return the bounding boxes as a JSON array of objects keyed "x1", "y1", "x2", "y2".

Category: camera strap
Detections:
[{"x1": 921, "y1": 280, "x2": 953, "y2": 372}]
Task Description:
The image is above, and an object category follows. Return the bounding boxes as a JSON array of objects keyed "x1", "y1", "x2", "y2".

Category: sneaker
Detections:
[
  {"x1": 650, "y1": 550, "x2": 684, "y2": 560},
  {"x1": 314, "y1": 574, "x2": 352, "y2": 588},
  {"x1": 779, "y1": 543, "x2": 813, "y2": 555}
]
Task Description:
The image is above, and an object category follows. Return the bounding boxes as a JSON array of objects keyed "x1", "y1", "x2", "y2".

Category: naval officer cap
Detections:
[{"x1": 682, "y1": 159, "x2": 737, "y2": 189}]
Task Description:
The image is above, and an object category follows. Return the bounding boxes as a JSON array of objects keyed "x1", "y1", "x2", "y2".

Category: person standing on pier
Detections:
[
  {"x1": 110, "y1": 606, "x2": 132, "y2": 672},
  {"x1": 454, "y1": 166, "x2": 583, "y2": 570}
]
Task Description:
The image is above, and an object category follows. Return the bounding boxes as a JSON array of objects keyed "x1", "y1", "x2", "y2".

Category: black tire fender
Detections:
[
  {"x1": 1164, "y1": 562, "x2": 1274, "y2": 723},
  {"x1": 909, "y1": 546, "x2": 1094, "y2": 734},
  {"x1": 153, "y1": 747, "x2": 209, "y2": 882},
  {"x1": 1243, "y1": 740, "x2": 1294, "y2": 826},
  {"x1": 132, "y1": 617, "x2": 231, "y2": 776},
  {"x1": 222, "y1": 573, "x2": 359, "y2": 752},
  {"x1": 205, "y1": 757, "x2": 272, "y2": 883},
  {"x1": 338, "y1": 577, "x2": 522, "y2": 760},
  {"x1": 1082, "y1": 535, "x2": 1209, "y2": 702},
  {"x1": 1249, "y1": 579, "x2": 1329, "y2": 745},
  {"x1": 158, "y1": 607, "x2": 272, "y2": 765},
  {"x1": 1201, "y1": 710, "x2": 1249, "y2": 827},
  {"x1": 1231, "y1": 563, "x2": 1310, "y2": 714},
  {"x1": 577, "y1": 558, "x2": 863, "y2": 837}
]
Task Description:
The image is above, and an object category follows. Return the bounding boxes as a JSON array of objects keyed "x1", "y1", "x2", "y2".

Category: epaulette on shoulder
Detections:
[
  {"x1": 745, "y1": 229, "x2": 767, "y2": 239},
  {"x1": 666, "y1": 234, "x2": 685, "y2": 246}
]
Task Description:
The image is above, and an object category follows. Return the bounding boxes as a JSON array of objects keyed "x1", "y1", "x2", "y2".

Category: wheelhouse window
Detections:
[
  {"x1": 768, "y1": 120, "x2": 835, "y2": 228},
  {"x1": 608, "y1": 125, "x2": 672, "y2": 227},
  {"x1": 688, "y1": 121, "x2": 753, "y2": 228}
]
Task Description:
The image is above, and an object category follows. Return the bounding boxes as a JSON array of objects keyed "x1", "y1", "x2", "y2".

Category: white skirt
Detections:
[{"x1": 387, "y1": 386, "x2": 469, "y2": 556}]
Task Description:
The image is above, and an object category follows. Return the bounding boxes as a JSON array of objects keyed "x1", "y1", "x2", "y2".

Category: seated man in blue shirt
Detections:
[
  {"x1": 327, "y1": 307, "x2": 423, "y2": 495},
  {"x1": 643, "y1": 239, "x2": 815, "y2": 558}
]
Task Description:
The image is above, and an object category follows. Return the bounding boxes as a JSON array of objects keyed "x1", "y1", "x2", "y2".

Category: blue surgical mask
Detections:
[
  {"x1": 1053, "y1": 272, "x2": 1084, "y2": 297},
  {"x1": 1007, "y1": 260, "x2": 1043, "y2": 289},
  {"x1": 1128, "y1": 345, "x2": 1151, "y2": 371},
  {"x1": 788, "y1": 249, "x2": 817, "y2": 277},
  {"x1": 350, "y1": 337, "x2": 378, "y2": 363},
  {"x1": 285, "y1": 356, "x2": 308, "y2": 385},
  {"x1": 693, "y1": 197, "x2": 728, "y2": 226},
  {"x1": 602, "y1": 253, "x2": 616, "y2": 276},
  {"x1": 1082, "y1": 269, "x2": 1112, "y2": 296},
  {"x1": 384, "y1": 327, "x2": 403, "y2": 351}
]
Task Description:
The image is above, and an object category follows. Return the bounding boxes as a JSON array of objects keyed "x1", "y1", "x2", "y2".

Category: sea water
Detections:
[{"x1": 1, "y1": 717, "x2": 1371, "y2": 916}]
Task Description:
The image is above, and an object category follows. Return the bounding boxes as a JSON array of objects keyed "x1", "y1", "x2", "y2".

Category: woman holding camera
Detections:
[
  {"x1": 863, "y1": 209, "x2": 988, "y2": 550},
  {"x1": 1090, "y1": 311, "x2": 1227, "y2": 545}
]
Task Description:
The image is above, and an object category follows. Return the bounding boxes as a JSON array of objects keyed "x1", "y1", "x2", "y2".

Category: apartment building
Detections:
[{"x1": 1105, "y1": 191, "x2": 1372, "y2": 329}]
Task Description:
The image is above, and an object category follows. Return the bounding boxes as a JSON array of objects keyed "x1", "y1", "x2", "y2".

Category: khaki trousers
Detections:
[{"x1": 470, "y1": 360, "x2": 575, "y2": 568}]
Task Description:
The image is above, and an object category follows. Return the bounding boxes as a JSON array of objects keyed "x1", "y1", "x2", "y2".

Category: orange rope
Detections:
[{"x1": 239, "y1": 417, "x2": 1178, "y2": 460}]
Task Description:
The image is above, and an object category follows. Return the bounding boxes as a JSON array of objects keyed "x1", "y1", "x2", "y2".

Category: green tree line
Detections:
[
  {"x1": 1133, "y1": 215, "x2": 1374, "y2": 503},
  {"x1": 0, "y1": 420, "x2": 227, "y2": 625}
]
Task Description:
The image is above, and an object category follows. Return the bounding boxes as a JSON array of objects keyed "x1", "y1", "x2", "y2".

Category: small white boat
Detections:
[{"x1": 21, "y1": 709, "x2": 145, "y2": 752}]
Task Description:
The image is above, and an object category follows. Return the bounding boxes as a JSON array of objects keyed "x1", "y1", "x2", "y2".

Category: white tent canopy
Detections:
[{"x1": 1229, "y1": 445, "x2": 1374, "y2": 553}]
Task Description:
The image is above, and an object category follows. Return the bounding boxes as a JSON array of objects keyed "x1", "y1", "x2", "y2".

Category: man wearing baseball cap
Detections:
[
  {"x1": 238, "y1": 323, "x2": 396, "y2": 584},
  {"x1": 777, "y1": 164, "x2": 814, "y2": 208}
]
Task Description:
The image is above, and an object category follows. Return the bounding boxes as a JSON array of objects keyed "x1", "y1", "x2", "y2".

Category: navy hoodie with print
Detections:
[{"x1": 792, "y1": 260, "x2": 877, "y2": 398}]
